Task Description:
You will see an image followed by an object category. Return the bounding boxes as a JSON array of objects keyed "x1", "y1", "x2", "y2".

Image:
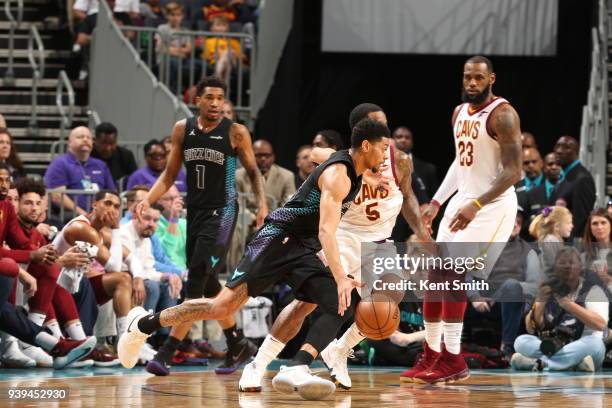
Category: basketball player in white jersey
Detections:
[
  {"x1": 53, "y1": 190, "x2": 150, "y2": 356},
  {"x1": 239, "y1": 103, "x2": 431, "y2": 394},
  {"x1": 400, "y1": 56, "x2": 522, "y2": 384}
]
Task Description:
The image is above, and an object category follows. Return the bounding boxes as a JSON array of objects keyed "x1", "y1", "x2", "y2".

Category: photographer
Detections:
[{"x1": 511, "y1": 248, "x2": 608, "y2": 371}]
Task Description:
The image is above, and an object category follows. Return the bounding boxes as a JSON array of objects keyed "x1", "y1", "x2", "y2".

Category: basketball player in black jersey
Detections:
[
  {"x1": 119, "y1": 118, "x2": 389, "y2": 399},
  {"x1": 133, "y1": 76, "x2": 268, "y2": 376}
]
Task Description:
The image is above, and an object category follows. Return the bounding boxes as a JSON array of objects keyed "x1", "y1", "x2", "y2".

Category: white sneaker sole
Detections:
[{"x1": 272, "y1": 374, "x2": 335, "y2": 400}]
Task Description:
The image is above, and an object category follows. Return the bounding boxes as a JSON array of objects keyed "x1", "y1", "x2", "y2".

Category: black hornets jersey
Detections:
[
  {"x1": 182, "y1": 116, "x2": 237, "y2": 209},
  {"x1": 265, "y1": 150, "x2": 362, "y2": 246}
]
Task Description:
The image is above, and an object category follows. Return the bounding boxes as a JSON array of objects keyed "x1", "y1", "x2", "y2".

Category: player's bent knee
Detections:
[{"x1": 290, "y1": 300, "x2": 317, "y2": 319}]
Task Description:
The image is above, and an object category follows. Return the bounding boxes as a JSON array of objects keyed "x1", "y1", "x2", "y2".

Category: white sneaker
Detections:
[
  {"x1": 1, "y1": 340, "x2": 36, "y2": 368},
  {"x1": 576, "y1": 355, "x2": 595, "y2": 372},
  {"x1": 19, "y1": 343, "x2": 53, "y2": 368},
  {"x1": 510, "y1": 353, "x2": 542, "y2": 371},
  {"x1": 320, "y1": 339, "x2": 353, "y2": 389},
  {"x1": 117, "y1": 306, "x2": 151, "y2": 368},
  {"x1": 239, "y1": 361, "x2": 266, "y2": 392},
  {"x1": 67, "y1": 358, "x2": 94, "y2": 368},
  {"x1": 272, "y1": 365, "x2": 335, "y2": 401},
  {"x1": 138, "y1": 342, "x2": 157, "y2": 365}
]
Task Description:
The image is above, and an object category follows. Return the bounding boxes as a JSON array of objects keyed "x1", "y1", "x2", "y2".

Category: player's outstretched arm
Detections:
[
  {"x1": 310, "y1": 147, "x2": 335, "y2": 165},
  {"x1": 318, "y1": 164, "x2": 361, "y2": 316},
  {"x1": 478, "y1": 105, "x2": 522, "y2": 205},
  {"x1": 395, "y1": 150, "x2": 430, "y2": 241},
  {"x1": 139, "y1": 120, "x2": 186, "y2": 217},
  {"x1": 232, "y1": 123, "x2": 268, "y2": 227}
]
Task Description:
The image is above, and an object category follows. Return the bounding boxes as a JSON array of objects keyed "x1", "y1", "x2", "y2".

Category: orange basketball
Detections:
[{"x1": 355, "y1": 293, "x2": 400, "y2": 340}]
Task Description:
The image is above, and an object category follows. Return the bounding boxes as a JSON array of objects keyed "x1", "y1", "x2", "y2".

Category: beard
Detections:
[{"x1": 461, "y1": 85, "x2": 491, "y2": 105}]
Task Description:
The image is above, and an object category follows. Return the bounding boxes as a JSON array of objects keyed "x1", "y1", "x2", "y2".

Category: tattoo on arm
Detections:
[
  {"x1": 478, "y1": 105, "x2": 522, "y2": 206},
  {"x1": 396, "y1": 154, "x2": 427, "y2": 237}
]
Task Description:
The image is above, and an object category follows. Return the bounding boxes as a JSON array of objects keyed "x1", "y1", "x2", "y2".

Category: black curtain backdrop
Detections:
[{"x1": 256, "y1": 0, "x2": 595, "y2": 176}]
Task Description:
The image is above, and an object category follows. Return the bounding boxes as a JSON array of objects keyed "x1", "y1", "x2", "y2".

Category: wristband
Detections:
[
  {"x1": 169, "y1": 217, "x2": 178, "y2": 223},
  {"x1": 430, "y1": 199, "x2": 441, "y2": 208},
  {"x1": 473, "y1": 199, "x2": 483, "y2": 209}
]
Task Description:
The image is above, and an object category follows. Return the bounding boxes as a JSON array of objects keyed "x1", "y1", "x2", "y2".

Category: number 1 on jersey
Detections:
[{"x1": 196, "y1": 165, "x2": 205, "y2": 189}]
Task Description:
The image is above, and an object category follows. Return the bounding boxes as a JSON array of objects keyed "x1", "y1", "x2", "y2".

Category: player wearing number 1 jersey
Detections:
[
  {"x1": 400, "y1": 56, "x2": 522, "y2": 384},
  {"x1": 135, "y1": 76, "x2": 269, "y2": 376}
]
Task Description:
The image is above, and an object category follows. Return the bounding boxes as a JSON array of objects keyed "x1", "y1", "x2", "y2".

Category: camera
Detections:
[{"x1": 539, "y1": 326, "x2": 577, "y2": 356}]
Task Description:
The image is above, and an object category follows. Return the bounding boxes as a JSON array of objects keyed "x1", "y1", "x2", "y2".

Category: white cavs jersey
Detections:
[
  {"x1": 339, "y1": 144, "x2": 403, "y2": 242},
  {"x1": 453, "y1": 97, "x2": 514, "y2": 199}
]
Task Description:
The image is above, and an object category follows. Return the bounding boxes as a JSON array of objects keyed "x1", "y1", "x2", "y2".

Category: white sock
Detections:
[
  {"x1": 443, "y1": 322, "x2": 463, "y2": 355},
  {"x1": 424, "y1": 321, "x2": 442, "y2": 352},
  {"x1": 35, "y1": 332, "x2": 59, "y2": 351},
  {"x1": 45, "y1": 322, "x2": 62, "y2": 338},
  {"x1": 116, "y1": 317, "x2": 128, "y2": 336},
  {"x1": 336, "y1": 323, "x2": 365, "y2": 350},
  {"x1": 253, "y1": 334, "x2": 285, "y2": 368},
  {"x1": 28, "y1": 312, "x2": 46, "y2": 327},
  {"x1": 65, "y1": 322, "x2": 87, "y2": 341}
]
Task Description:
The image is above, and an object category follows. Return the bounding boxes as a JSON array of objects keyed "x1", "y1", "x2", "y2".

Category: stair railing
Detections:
[
  {"x1": 56, "y1": 70, "x2": 74, "y2": 145},
  {"x1": 3, "y1": 0, "x2": 23, "y2": 86},
  {"x1": 27, "y1": 24, "x2": 45, "y2": 136}
]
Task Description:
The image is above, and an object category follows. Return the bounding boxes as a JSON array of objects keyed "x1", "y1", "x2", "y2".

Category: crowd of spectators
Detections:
[{"x1": 0, "y1": 100, "x2": 609, "y2": 375}]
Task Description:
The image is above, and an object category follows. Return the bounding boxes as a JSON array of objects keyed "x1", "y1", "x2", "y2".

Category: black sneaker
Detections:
[{"x1": 214, "y1": 338, "x2": 257, "y2": 375}]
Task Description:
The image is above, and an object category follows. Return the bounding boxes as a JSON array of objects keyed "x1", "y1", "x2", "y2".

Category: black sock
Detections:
[
  {"x1": 223, "y1": 325, "x2": 244, "y2": 348},
  {"x1": 137, "y1": 313, "x2": 162, "y2": 335},
  {"x1": 155, "y1": 336, "x2": 181, "y2": 364},
  {"x1": 289, "y1": 350, "x2": 314, "y2": 367}
]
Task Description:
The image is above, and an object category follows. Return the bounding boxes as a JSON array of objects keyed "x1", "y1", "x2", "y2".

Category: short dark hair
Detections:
[
  {"x1": 144, "y1": 139, "x2": 164, "y2": 155},
  {"x1": 349, "y1": 103, "x2": 383, "y2": 129},
  {"x1": 315, "y1": 130, "x2": 344, "y2": 150},
  {"x1": 95, "y1": 189, "x2": 120, "y2": 202},
  {"x1": 351, "y1": 118, "x2": 390, "y2": 148},
  {"x1": 196, "y1": 76, "x2": 227, "y2": 97},
  {"x1": 95, "y1": 122, "x2": 118, "y2": 139},
  {"x1": 465, "y1": 55, "x2": 494, "y2": 73},
  {"x1": 15, "y1": 177, "x2": 46, "y2": 197}
]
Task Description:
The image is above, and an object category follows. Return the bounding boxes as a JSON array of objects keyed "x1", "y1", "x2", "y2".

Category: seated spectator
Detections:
[
  {"x1": 121, "y1": 185, "x2": 184, "y2": 276},
  {"x1": 465, "y1": 209, "x2": 543, "y2": 358},
  {"x1": 312, "y1": 129, "x2": 343, "y2": 150},
  {"x1": 392, "y1": 126, "x2": 438, "y2": 199},
  {"x1": 512, "y1": 248, "x2": 609, "y2": 372},
  {"x1": 113, "y1": 0, "x2": 140, "y2": 26},
  {"x1": 550, "y1": 136, "x2": 596, "y2": 238},
  {"x1": 521, "y1": 131, "x2": 537, "y2": 149},
  {"x1": 120, "y1": 203, "x2": 182, "y2": 345},
  {"x1": 155, "y1": 185, "x2": 187, "y2": 270},
  {"x1": 521, "y1": 152, "x2": 564, "y2": 240},
  {"x1": 127, "y1": 139, "x2": 187, "y2": 192},
  {"x1": 294, "y1": 144, "x2": 314, "y2": 189},
  {"x1": 140, "y1": 0, "x2": 165, "y2": 27},
  {"x1": 201, "y1": 16, "x2": 245, "y2": 84},
  {"x1": 45, "y1": 127, "x2": 115, "y2": 218},
  {"x1": 529, "y1": 206, "x2": 573, "y2": 278},
  {"x1": 0, "y1": 128, "x2": 25, "y2": 181},
  {"x1": 155, "y1": 2, "x2": 192, "y2": 94},
  {"x1": 582, "y1": 209, "x2": 611, "y2": 268},
  {"x1": 91, "y1": 122, "x2": 138, "y2": 189}
]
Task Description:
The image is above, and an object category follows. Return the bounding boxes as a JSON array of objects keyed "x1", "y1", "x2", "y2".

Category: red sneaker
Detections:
[
  {"x1": 413, "y1": 348, "x2": 469, "y2": 384},
  {"x1": 49, "y1": 336, "x2": 97, "y2": 369},
  {"x1": 399, "y1": 342, "x2": 441, "y2": 383},
  {"x1": 90, "y1": 347, "x2": 120, "y2": 367}
]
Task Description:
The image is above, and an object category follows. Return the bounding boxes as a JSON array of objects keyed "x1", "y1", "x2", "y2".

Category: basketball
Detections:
[
  {"x1": 374, "y1": 273, "x2": 406, "y2": 304},
  {"x1": 355, "y1": 293, "x2": 400, "y2": 340}
]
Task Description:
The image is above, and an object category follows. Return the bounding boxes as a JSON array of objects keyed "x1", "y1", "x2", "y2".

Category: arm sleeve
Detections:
[
  {"x1": 104, "y1": 229, "x2": 123, "y2": 272},
  {"x1": 432, "y1": 158, "x2": 458, "y2": 205},
  {"x1": 0, "y1": 249, "x2": 30, "y2": 264},
  {"x1": 520, "y1": 250, "x2": 544, "y2": 300}
]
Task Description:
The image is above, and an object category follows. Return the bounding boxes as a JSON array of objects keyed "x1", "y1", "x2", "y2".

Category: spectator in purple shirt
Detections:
[
  {"x1": 126, "y1": 139, "x2": 187, "y2": 192},
  {"x1": 44, "y1": 126, "x2": 116, "y2": 215}
]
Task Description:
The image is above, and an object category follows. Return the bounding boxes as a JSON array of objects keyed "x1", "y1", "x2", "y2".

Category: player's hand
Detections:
[
  {"x1": 449, "y1": 201, "x2": 480, "y2": 232},
  {"x1": 421, "y1": 203, "x2": 439, "y2": 234},
  {"x1": 29, "y1": 244, "x2": 58, "y2": 264},
  {"x1": 336, "y1": 276, "x2": 363, "y2": 316},
  {"x1": 170, "y1": 196, "x2": 184, "y2": 219},
  {"x1": 255, "y1": 205, "x2": 268, "y2": 229},
  {"x1": 18, "y1": 269, "x2": 37, "y2": 297},
  {"x1": 135, "y1": 199, "x2": 150, "y2": 222},
  {"x1": 164, "y1": 273, "x2": 183, "y2": 299},
  {"x1": 132, "y1": 278, "x2": 145, "y2": 306},
  {"x1": 363, "y1": 170, "x2": 392, "y2": 193},
  {"x1": 472, "y1": 301, "x2": 491, "y2": 313},
  {"x1": 36, "y1": 223, "x2": 52, "y2": 239},
  {"x1": 58, "y1": 246, "x2": 90, "y2": 269}
]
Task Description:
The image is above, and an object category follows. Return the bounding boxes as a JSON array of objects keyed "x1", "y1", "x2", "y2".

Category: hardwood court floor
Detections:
[{"x1": 0, "y1": 362, "x2": 610, "y2": 408}]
